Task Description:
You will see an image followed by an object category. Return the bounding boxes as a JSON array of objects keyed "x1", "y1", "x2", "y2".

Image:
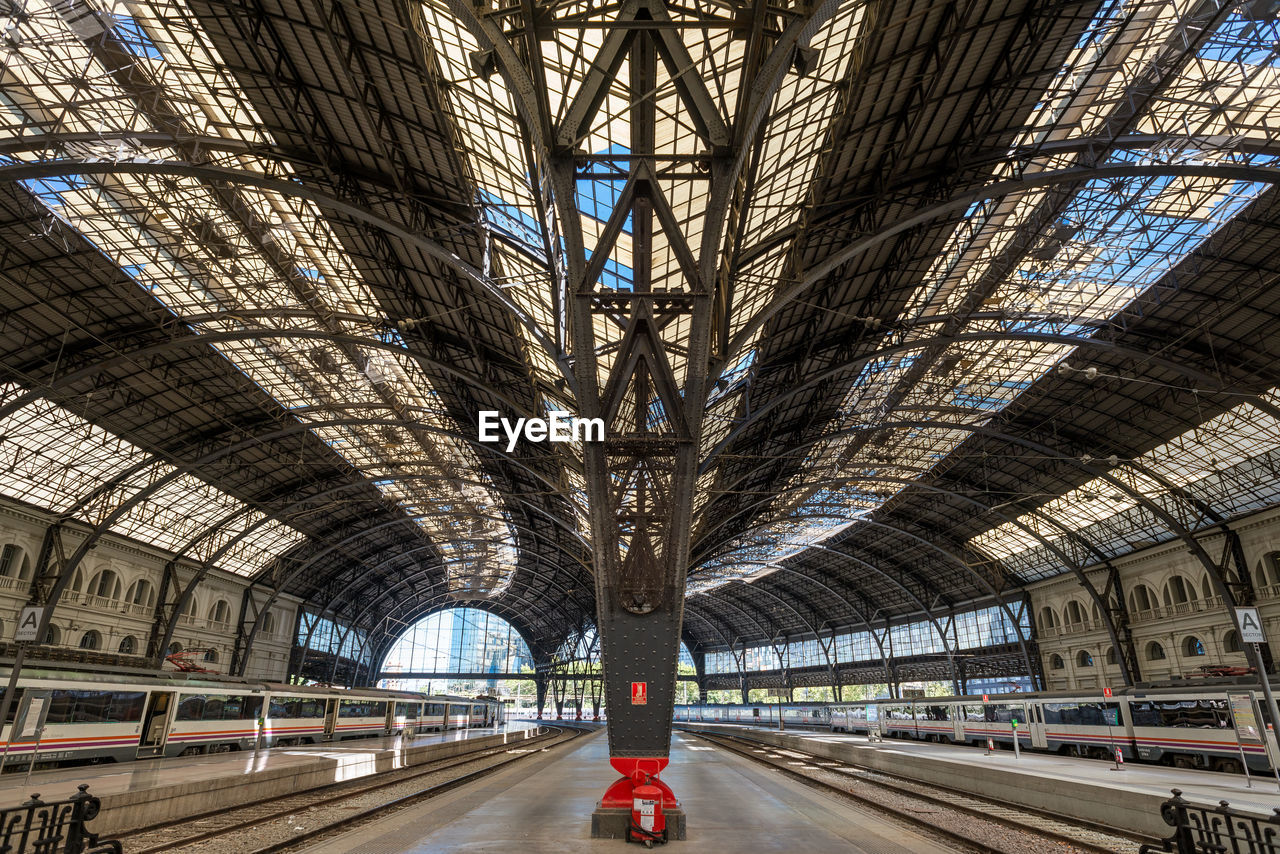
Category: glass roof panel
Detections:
[
  {"x1": 1, "y1": 0, "x2": 519, "y2": 595},
  {"x1": 692, "y1": 1, "x2": 1280, "y2": 591},
  {"x1": 971, "y1": 391, "x2": 1280, "y2": 570},
  {"x1": 0, "y1": 391, "x2": 303, "y2": 576}
]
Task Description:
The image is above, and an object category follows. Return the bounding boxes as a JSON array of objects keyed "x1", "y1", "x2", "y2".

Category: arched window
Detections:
[
  {"x1": 68, "y1": 567, "x2": 84, "y2": 593},
  {"x1": 42, "y1": 624, "x2": 61, "y2": 646},
  {"x1": 378, "y1": 607, "x2": 536, "y2": 679},
  {"x1": 1163, "y1": 575, "x2": 1195, "y2": 606},
  {"x1": 1076, "y1": 650, "x2": 1094, "y2": 667},
  {"x1": 126, "y1": 580, "x2": 155, "y2": 608},
  {"x1": 1129, "y1": 585, "x2": 1156, "y2": 613},
  {"x1": 167, "y1": 642, "x2": 183, "y2": 655},
  {"x1": 1064, "y1": 600, "x2": 1085, "y2": 625},
  {"x1": 261, "y1": 611, "x2": 276, "y2": 635},
  {"x1": 118, "y1": 635, "x2": 137, "y2": 655},
  {"x1": 182, "y1": 596, "x2": 198, "y2": 617},
  {"x1": 78, "y1": 630, "x2": 101, "y2": 650},
  {"x1": 1147, "y1": 641, "x2": 1166, "y2": 661},
  {"x1": 1201, "y1": 575, "x2": 1213, "y2": 600},
  {"x1": 1258, "y1": 552, "x2": 1280, "y2": 589},
  {"x1": 1090, "y1": 602, "x2": 1102, "y2": 624},
  {"x1": 208, "y1": 600, "x2": 231, "y2": 625},
  {"x1": 203, "y1": 649, "x2": 219, "y2": 663},
  {"x1": 1038, "y1": 607, "x2": 1058, "y2": 631},
  {"x1": 1105, "y1": 646, "x2": 1117, "y2": 665},
  {"x1": 86, "y1": 570, "x2": 122, "y2": 601},
  {"x1": 0, "y1": 545, "x2": 31, "y2": 581},
  {"x1": 1224, "y1": 630, "x2": 1243, "y2": 653},
  {"x1": 1049, "y1": 653, "x2": 1065, "y2": 670},
  {"x1": 1183, "y1": 636, "x2": 1205, "y2": 657}
]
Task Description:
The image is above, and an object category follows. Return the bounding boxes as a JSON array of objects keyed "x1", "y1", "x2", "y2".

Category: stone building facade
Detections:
[
  {"x1": 1028, "y1": 505, "x2": 1280, "y2": 690},
  {"x1": 0, "y1": 499, "x2": 299, "y2": 680}
]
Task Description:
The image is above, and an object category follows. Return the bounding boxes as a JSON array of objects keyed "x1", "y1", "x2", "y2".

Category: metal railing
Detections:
[
  {"x1": 1130, "y1": 597, "x2": 1225, "y2": 625},
  {"x1": 0, "y1": 785, "x2": 120, "y2": 854},
  {"x1": 1141, "y1": 788, "x2": 1280, "y2": 854}
]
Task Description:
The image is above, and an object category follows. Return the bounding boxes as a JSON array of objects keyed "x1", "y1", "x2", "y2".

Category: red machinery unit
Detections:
[
  {"x1": 601, "y1": 757, "x2": 674, "y2": 846},
  {"x1": 630, "y1": 779, "x2": 666, "y2": 846}
]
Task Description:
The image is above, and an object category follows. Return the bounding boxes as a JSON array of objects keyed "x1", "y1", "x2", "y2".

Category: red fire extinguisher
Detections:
[{"x1": 629, "y1": 778, "x2": 666, "y2": 847}]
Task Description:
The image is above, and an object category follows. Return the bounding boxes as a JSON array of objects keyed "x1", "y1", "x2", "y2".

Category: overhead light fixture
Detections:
[{"x1": 470, "y1": 50, "x2": 497, "y2": 80}]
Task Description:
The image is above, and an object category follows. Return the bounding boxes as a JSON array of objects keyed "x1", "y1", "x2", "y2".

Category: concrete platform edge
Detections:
[
  {"x1": 677, "y1": 724, "x2": 1267, "y2": 839},
  {"x1": 92, "y1": 727, "x2": 545, "y2": 836}
]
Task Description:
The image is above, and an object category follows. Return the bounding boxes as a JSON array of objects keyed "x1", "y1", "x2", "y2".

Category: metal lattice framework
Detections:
[{"x1": 0, "y1": 0, "x2": 1278, "y2": 762}]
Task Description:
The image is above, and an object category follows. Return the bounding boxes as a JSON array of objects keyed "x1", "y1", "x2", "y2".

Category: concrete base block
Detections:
[{"x1": 591, "y1": 806, "x2": 687, "y2": 841}]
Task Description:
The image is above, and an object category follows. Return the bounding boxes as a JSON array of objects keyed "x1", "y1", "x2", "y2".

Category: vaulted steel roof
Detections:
[{"x1": 0, "y1": 0, "x2": 1277, "y2": 670}]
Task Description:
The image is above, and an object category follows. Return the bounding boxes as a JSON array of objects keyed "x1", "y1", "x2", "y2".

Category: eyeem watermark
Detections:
[{"x1": 478, "y1": 410, "x2": 604, "y2": 452}]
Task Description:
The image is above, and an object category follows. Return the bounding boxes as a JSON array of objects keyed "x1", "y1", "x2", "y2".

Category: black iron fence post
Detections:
[
  {"x1": 1142, "y1": 788, "x2": 1280, "y2": 854},
  {"x1": 0, "y1": 784, "x2": 120, "y2": 854}
]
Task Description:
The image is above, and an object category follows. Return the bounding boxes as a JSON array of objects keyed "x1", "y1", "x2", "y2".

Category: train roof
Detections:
[{"x1": 3, "y1": 667, "x2": 267, "y2": 690}]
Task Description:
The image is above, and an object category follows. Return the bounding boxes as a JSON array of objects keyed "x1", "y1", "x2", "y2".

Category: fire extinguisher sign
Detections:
[{"x1": 631, "y1": 682, "x2": 647, "y2": 705}]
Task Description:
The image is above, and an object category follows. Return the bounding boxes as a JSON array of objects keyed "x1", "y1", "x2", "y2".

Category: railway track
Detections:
[
  {"x1": 684, "y1": 729, "x2": 1157, "y2": 854},
  {"x1": 117, "y1": 725, "x2": 587, "y2": 854}
]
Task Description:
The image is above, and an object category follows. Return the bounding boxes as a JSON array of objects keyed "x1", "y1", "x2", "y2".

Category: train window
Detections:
[
  {"x1": 920, "y1": 705, "x2": 950, "y2": 721},
  {"x1": 338, "y1": 699, "x2": 388, "y2": 718},
  {"x1": 177, "y1": 694, "x2": 206, "y2": 721},
  {"x1": 2, "y1": 689, "x2": 22, "y2": 725},
  {"x1": 239, "y1": 696, "x2": 264, "y2": 720},
  {"x1": 177, "y1": 693, "x2": 263, "y2": 721},
  {"x1": 271, "y1": 697, "x2": 325, "y2": 718},
  {"x1": 112, "y1": 692, "x2": 146, "y2": 722},
  {"x1": 1042, "y1": 702, "x2": 1119, "y2": 726},
  {"x1": 983, "y1": 704, "x2": 1023, "y2": 724},
  {"x1": 45, "y1": 690, "x2": 147, "y2": 724},
  {"x1": 425, "y1": 703, "x2": 444, "y2": 716},
  {"x1": 1131, "y1": 699, "x2": 1231, "y2": 729},
  {"x1": 216, "y1": 695, "x2": 261, "y2": 721}
]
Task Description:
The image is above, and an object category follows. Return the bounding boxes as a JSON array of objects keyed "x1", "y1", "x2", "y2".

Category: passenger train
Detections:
[
  {"x1": 0, "y1": 668, "x2": 505, "y2": 770},
  {"x1": 676, "y1": 683, "x2": 1280, "y2": 774}
]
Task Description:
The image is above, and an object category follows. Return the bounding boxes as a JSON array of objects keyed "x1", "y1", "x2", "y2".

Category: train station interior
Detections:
[{"x1": 0, "y1": 0, "x2": 1278, "y2": 851}]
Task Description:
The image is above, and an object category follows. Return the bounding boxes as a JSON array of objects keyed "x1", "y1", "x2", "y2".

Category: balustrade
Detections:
[{"x1": 1141, "y1": 788, "x2": 1280, "y2": 854}]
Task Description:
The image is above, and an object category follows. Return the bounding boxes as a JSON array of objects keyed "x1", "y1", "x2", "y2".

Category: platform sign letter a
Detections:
[
  {"x1": 631, "y1": 682, "x2": 647, "y2": 705},
  {"x1": 14, "y1": 607, "x2": 41, "y2": 643},
  {"x1": 1236, "y1": 607, "x2": 1265, "y2": 644}
]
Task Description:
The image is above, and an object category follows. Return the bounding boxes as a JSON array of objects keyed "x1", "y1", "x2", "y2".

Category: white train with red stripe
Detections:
[
  {"x1": 0, "y1": 668, "x2": 505, "y2": 770},
  {"x1": 676, "y1": 681, "x2": 1280, "y2": 775}
]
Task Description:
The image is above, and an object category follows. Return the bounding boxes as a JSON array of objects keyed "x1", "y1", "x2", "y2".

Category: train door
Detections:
[
  {"x1": 951, "y1": 703, "x2": 964, "y2": 742},
  {"x1": 137, "y1": 692, "x2": 175, "y2": 758},
  {"x1": 323, "y1": 698, "x2": 338, "y2": 739},
  {"x1": 1025, "y1": 704, "x2": 1047, "y2": 749}
]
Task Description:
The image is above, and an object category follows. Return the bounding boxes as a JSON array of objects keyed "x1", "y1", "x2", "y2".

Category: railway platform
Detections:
[
  {"x1": 0, "y1": 721, "x2": 539, "y2": 836},
  {"x1": 299, "y1": 727, "x2": 956, "y2": 853},
  {"x1": 678, "y1": 723, "x2": 1280, "y2": 838}
]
